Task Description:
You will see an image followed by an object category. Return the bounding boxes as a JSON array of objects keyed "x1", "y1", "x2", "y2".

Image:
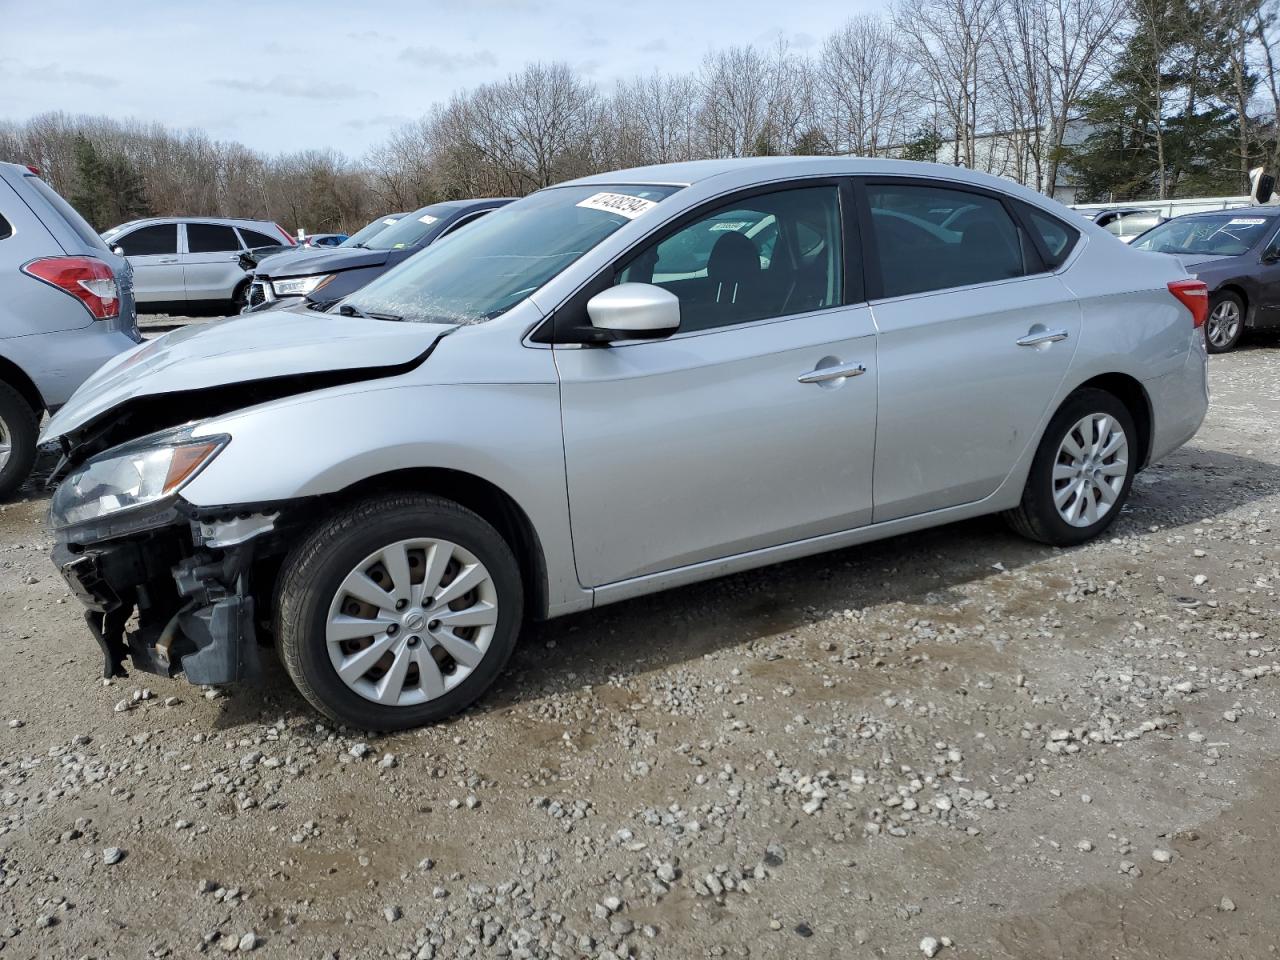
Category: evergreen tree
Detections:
[
  {"x1": 69, "y1": 134, "x2": 149, "y2": 230},
  {"x1": 1065, "y1": 0, "x2": 1245, "y2": 201}
]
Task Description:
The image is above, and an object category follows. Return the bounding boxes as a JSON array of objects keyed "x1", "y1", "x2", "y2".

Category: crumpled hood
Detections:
[
  {"x1": 41, "y1": 306, "x2": 453, "y2": 445},
  {"x1": 254, "y1": 245, "x2": 392, "y2": 278}
]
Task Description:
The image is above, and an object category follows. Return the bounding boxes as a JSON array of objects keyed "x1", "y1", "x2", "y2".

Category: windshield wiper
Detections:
[{"x1": 338, "y1": 302, "x2": 405, "y2": 322}]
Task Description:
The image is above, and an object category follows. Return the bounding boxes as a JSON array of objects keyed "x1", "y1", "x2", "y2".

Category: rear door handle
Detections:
[
  {"x1": 1017, "y1": 328, "x2": 1069, "y2": 347},
  {"x1": 157, "y1": 257, "x2": 178, "y2": 264},
  {"x1": 798, "y1": 361, "x2": 867, "y2": 384}
]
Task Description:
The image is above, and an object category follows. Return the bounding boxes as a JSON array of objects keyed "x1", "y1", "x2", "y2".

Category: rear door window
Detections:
[
  {"x1": 866, "y1": 183, "x2": 1029, "y2": 298},
  {"x1": 186, "y1": 223, "x2": 242, "y2": 253},
  {"x1": 116, "y1": 224, "x2": 178, "y2": 256}
]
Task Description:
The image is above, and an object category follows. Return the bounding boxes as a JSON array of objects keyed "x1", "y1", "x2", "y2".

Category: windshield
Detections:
[
  {"x1": 1131, "y1": 213, "x2": 1275, "y2": 257},
  {"x1": 341, "y1": 214, "x2": 404, "y2": 248},
  {"x1": 364, "y1": 204, "x2": 458, "y2": 251},
  {"x1": 346, "y1": 184, "x2": 681, "y2": 324}
]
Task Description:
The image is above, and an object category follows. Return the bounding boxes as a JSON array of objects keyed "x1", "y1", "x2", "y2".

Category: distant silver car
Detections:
[
  {"x1": 43, "y1": 158, "x2": 1209, "y2": 730},
  {"x1": 0, "y1": 161, "x2": 140, "y2": 497},
  {"x1": 101, "y1": 216, "x2": 294, "y2": 313}
]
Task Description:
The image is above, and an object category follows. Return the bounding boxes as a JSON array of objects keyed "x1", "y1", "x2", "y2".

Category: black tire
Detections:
[
  {"x1": 1004, "y1": 388, "x2": 1138, "y2": 546},
  {"x1": 274, "y1": 493, "x2": 523, "y2": 731},
  {"x1": 230, "y1": 281, "x2": 250, "y2": 315},
  {"x1": 0, "y1": 380, "x2": 39, "y2": 501},
  {"x1": 1205, "y1": 291, "x2": 1245, "y2": 354}
]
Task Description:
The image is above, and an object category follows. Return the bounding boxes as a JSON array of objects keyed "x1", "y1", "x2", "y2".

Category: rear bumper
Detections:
[
  {"x1": 1145, "y1": 344, "x2": 1210, "y2": 464},
  {"x1": 5, "y1": 323, "x2": 140, "y2": 411}
]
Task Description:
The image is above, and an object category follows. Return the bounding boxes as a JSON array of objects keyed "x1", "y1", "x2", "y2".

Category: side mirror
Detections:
[
  {"x1": 1264, "y1": 246, "x2": 1280, "y2": 263},
  {"x1": 111, "y1": 245, "x2": 125, "y2": 257},
  {"x1": 584, "y1": 283, "x2": 680, "y2": 341}
]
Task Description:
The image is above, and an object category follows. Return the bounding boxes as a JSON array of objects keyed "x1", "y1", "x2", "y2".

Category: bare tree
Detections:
[
  {"x1": 894, "y1": 0, "x2": 1008, "y2": 167},
  {"x1": 818, "y1": 16, "x2": 919, "y2": 156}
]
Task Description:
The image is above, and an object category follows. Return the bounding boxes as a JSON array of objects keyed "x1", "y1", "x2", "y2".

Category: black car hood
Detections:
[
  {"x1": 255, "y1": 246, "x2": 393, "y2": 278},
  {"x1": 1177, "y1": 253, "x2": 1237, "y2": 270}
]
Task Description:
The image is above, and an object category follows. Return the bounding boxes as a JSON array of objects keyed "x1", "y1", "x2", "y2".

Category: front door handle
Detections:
[
  {"x1": 157, "y1": 257, "x2": 178, "y2": 264},
  {"x1": 798, "y1": 361, "x2": 867, "y2": 384},
  {"x1": 1017, "y1": 328, "x2": 1069, "y2": 347}
]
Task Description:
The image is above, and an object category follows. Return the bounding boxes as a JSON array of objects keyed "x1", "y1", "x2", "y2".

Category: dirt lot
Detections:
[{"x1": 2, "y1": 334, "x2": 1278, "y2": 960}]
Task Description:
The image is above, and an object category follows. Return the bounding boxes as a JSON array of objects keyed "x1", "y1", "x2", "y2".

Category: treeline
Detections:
[{"x1": 4, "y1": 0, "x2": 1280, "y2": 232}]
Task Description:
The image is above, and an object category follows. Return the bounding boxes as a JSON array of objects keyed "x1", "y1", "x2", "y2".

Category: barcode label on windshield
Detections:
[
  {"x1": 1229, "y1": 217, "x2": 1267, "y2": 225},
  {"x1": 418, "y1": 214, "x2": 439, "y2": 225},
  {"x1": 576, "y1": 192, "x2": 657, "y2": 219}
]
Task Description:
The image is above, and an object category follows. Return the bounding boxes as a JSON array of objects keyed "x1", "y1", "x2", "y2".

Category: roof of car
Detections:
[
  {"x1": 103, "y1": 216, "x2": 283, "y2": 230},
  {"x1": 1174, "y1": 206, "x2": 1280, "y2": 219},
  {"x1": 558, "y1": 156, "x2": 1079, "y2": 218},
  {"x1": 562, "y1": 156, "x2": 1033, "y2": 189}
]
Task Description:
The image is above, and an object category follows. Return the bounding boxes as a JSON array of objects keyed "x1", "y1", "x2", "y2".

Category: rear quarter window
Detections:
[
  {"x1": 240, "y1": 228, "x2": 282, "y2": 248},
  {"x1": 1024, "y1": 207, "x2": 1079, "y2": 268},
  {"x1": 0, "y1": 212, "x2": 11, "y2": 241}
]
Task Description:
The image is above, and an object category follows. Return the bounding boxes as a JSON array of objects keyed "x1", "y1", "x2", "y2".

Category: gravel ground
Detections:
[{"x1": 2, "y1": 333, "x2": 1279, "y2": 959}]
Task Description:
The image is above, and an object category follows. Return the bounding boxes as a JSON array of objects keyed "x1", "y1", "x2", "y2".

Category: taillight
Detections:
[
  {"x1": 276, "y1": 225, "x2": 296, "y2": 245},
  {"x1": 22, "y1": 256, "x2": 120, "y2": 320},
  {"x1": 1168, "y1": 279, "x2": 1208, "y2": 328},
  {"x1": 25, "y1": 165, "x2": 41, "y2": 176}
]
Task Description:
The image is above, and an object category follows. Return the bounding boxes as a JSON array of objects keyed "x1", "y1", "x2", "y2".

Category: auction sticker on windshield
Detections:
[
  {"x1": 576, "y1": 192, "x2": 658, "y2": 219},
  {"x1": 1229, "y1": 217, "x2": 1268, "y2": 225},
  {"x1": 419, "y1": 214, "x2": 439, "y2": 225}
]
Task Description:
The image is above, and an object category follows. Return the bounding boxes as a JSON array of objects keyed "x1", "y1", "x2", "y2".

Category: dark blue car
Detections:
[{"x1": 245, "y1": 199, "x2": 512, "y2": 311}]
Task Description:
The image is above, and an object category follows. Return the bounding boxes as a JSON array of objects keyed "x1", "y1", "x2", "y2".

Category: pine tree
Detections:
[{"x1": 68, "y1": 134, "x2": 149, "y2": 230}]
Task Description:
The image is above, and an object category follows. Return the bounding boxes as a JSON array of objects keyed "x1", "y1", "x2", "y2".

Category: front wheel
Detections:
[
  {"x1": 275, "y1": 493, "x2": 523, "y2": 730},
  {"x1": 1205, "y1": 292, "x2": 1244, "y2": 353},
  {"x1": 1004, "y1": 388, "x2": 1137, "y2": 546}
]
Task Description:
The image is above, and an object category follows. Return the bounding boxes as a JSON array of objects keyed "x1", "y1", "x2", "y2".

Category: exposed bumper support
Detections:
[{"x1": 55, "y1": 528, "x2": 263, "y2": 686}]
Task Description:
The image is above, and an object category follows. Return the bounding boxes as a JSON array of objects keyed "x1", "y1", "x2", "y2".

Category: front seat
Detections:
[{"x1": 698, "y1": 231, "x2": 760, "y2": 330}]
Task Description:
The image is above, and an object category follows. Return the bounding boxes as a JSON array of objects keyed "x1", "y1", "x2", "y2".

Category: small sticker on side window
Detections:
[
  {"x1": 709, "y1": 221, "x2": 752, "y2": 232},
  {"x1": 418, "y1": 214, "x2": 439, "y2": 225},
  {"x1": 576, "y1": 192, "x2": 657, "y2": 219},
  {"x1": 1228, "y1": 217, "x2": 1267, "y2": 225}
]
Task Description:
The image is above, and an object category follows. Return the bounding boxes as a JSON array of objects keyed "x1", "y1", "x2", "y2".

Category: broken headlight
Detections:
[{"x1": 51, "y1": 430, "x2": 229, "y2": 531}]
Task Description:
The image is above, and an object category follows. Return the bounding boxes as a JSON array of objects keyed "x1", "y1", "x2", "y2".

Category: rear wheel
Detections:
[
  {"x1": 1205, "y1": 292, "x2": 1244, "y2": 353},
  {"x1": 1004, "y1": 388, "x2": 1137, "y2": 546},
  {"x1": 275, "y1": 493, "x2": 523, "y2": 730},
  {"x1": 0, "y1": 381, "x2": 38, "y2": 501}
]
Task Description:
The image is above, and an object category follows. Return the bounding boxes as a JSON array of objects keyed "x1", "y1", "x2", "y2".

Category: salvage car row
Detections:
[{"x1": 6, "y1": 155, "x2": 1209, "y2": 733}]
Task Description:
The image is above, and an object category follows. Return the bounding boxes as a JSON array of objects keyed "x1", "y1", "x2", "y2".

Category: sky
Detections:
[{"x1": 0, "y1": 0, "x2": 881, "y2": 157}]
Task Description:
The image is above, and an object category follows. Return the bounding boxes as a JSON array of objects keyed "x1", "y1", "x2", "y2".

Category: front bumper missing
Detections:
[{"x1": 54, "y1": 517, "x2": 269, "y2": 686}]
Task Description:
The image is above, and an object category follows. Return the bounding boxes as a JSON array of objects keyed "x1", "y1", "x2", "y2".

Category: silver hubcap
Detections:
[
  {"x1": 1206, "y1": 300, "x2": 1240, "y2": 348},
  {"x1": 326, "y1": 538, "x2": 498, "y2": 707},
  {"x1": 0, "y1": 414, "x2": 10, "y2": 473},
  {"x1": 1053, "y1": 413, "x2": 1129, "y2": 528}
]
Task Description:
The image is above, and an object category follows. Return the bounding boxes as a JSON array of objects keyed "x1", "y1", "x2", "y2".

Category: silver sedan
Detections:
[{"x1": 42, "y1": 157, "x2": 1209, "y2": 730}]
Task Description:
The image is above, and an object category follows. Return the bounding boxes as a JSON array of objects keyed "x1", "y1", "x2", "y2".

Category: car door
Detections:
[
  {"x1": 554, "y1": 181, "x2": 878, "y2": 588},
  {"x1": 181, "y1": 222, "x2": 246, "y2": 303},
  {"x1": 859, "y1": 178, "x2": 1082, "y2": 523},
  {"x1": 114, "y1": 223, "x2": 183, "y2": 303},
  {"x1": 1249, "y1": 219, "x2": 1280, "y2": 319}
]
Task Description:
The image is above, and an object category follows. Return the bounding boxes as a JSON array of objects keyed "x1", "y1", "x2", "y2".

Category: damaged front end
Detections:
[{"x1": 55, "y1": 506, "x2": 281, "y2": 685}]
